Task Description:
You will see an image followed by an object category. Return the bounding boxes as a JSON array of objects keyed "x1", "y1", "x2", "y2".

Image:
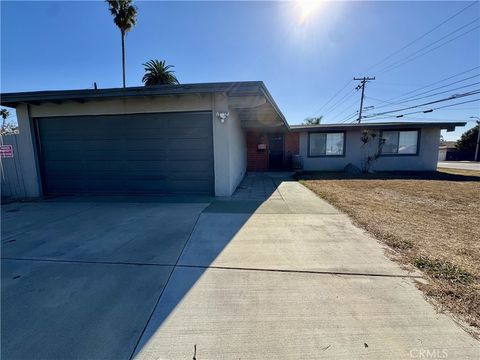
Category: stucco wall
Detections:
[
  {"x1": 299, "y1": 128, "x2": 441, "y2": 172},
  {"x1": 10, "y1": 93, "x2": 245, "y2": 198},
  {"x1": 227, "y1": 109, "x2": 247, "y2": 195},
  {"x1": 29, "y1": 94, "x2": 211, "y2": 118}
]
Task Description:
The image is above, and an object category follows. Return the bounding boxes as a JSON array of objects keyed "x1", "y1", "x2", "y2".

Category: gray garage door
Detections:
[{"x1": 36, "y1": 112, "x2": 214, "y2": 195}]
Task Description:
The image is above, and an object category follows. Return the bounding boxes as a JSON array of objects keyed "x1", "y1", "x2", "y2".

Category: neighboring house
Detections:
[
  {"x1": 438, "y1": 141, "x2": 458, "y2": 161},
  {"x1": 0, "y1": 81, "x2": 465, "y2": 198}
]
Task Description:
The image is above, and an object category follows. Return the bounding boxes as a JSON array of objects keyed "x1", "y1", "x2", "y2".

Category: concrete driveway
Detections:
[{"x1": 2, "y1": 175, "x2": 478, "y2": 359}]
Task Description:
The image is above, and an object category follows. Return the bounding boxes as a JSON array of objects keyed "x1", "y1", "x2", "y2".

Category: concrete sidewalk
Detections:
[{"x1": 438, "y1": 161, "x2": 480, "y2": 171}]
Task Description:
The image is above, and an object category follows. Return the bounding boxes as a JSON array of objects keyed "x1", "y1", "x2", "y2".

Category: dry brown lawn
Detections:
[{"x1": 297, "y1": 168, "x2": 480, "y2": 333}]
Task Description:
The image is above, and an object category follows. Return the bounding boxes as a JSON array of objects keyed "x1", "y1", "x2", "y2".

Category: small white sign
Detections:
[{"x1": 0, "y1": 145, "x2": 13, "y2": 158}]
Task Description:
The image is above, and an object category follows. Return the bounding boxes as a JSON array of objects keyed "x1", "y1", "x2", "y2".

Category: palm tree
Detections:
[
  {"x1": 142, "y1": 60, "x2": 179, "y2": 86},
  {"x1": 106, "y1": 0, "x2": 137, "y2": 88},
  {"x1": 1, "y1": 108, "x2": 10, "y2": 131}
]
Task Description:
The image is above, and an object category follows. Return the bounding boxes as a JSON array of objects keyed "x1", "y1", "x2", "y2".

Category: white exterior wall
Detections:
[
  {"x1": 10, "y1": 93, "x2": 245, "y2": 198},
  {"x1": 299, "y1": 128, "x2": 441, "y2": 172},
  {"x1": 211, "y1": 94, "x2": 247, "y2": 196},
  {"x1": 227, "y1": 108, "x2": 247, "y2": 195}
]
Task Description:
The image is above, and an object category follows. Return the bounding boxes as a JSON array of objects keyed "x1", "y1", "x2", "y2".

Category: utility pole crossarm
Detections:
[{"x1": 354, "y1": 76, "x2": 375, "y2": 123}]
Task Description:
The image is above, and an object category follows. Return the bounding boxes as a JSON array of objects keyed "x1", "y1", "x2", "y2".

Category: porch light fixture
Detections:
[{"x1": 216, "y1": 112, "x2": 229, "y2": 123}]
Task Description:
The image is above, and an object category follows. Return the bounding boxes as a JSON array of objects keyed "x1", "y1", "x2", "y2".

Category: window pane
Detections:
[
  {"x1": 398, "y1": 131, "x2": 418, "y2": 154},
  {"x1": 382, "y1": 131, "x2": 399, "y2": 154},
  {"x1": 309, "y1": 133, "x2": 344, "y2": 156},
  {"x1": 326, "y1": 133, "x2": 344, "y2": 155},
  {"x1": 309, "y1": 133, "x2": 326, "y2": 156}
]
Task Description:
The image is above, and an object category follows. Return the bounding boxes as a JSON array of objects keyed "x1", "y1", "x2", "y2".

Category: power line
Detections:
[
  {"x1": 309, "y1": 3, "x2": 479, "y2": 122},
  {"x1": 434, "y1": 107, "x2": 479, "y2": 111},
  {"x1": 391, "y1": 74, "x2": 480, "y2": 103},
  {"x1": 310, "y1": 79, "x2": 353, "y2": 117},
  {"x1": 404, "y1": 98, "x2": 480, "y2": 115},
  {"x1": 379, "y1": 22, "x2": 480, "y2": 74},
  {"x1": 368, "y1": 73, "x2": 480, "y2": 111},
  {"x1": 393, "y1": 82, "x2": 480, "y2": 104},
  {"x1": 365, "y1": 1, "x2": 478, "y2": 72},
  {"x1": 321, "y1": 88, "x2": 357, "y2": 118},
  {"x1": 382, "y1": 98, "x2": 480, "y2": 119},
  {"x1": 367, "y1": 80, "x2": 480, "y2": 112},
  {"x1": 363, "y1": 90, "x2": 480, "y2": 118},
  {"x1": 383, "y1": 65, "x2": 480, "y2": 101},
  {"x1": 328, "y1": 97, "x2": 361, "y2": 122},
  {"x1": 340, "y1": 111, "x2": 360, "y2": 123},
  {"x1": 363, "y1": 98, "x2": 480, "y2": 121}
]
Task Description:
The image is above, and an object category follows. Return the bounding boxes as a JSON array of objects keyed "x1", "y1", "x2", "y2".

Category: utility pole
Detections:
[{"x1": 354, "y1": 77, "x2": 375, "y2": 123}]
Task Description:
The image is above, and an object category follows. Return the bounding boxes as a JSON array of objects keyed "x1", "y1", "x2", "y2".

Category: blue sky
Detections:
[{"x1": 1, "y1": 1, "x2": 479, "y2": 140}]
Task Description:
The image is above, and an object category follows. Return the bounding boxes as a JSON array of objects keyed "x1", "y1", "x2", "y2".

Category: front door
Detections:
[{"x1": 268, "y1": 133, "x2": 284, "y2": 170}]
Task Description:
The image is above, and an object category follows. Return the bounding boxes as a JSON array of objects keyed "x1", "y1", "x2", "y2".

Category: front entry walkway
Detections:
[{"x1": 232, "y1": 172, "x2": 295, "y2": 200}]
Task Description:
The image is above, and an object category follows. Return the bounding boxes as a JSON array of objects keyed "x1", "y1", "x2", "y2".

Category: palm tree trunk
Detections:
[{"x1": 121, "y1": 30, "x2": 126, "y2": 88}]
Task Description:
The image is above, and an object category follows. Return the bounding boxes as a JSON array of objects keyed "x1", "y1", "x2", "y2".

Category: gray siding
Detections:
[
  {"x1": 37, "y1": 112, "x2": 214, "y2": 195},
  {"x1": 299, "y1": 128, "x2": 441, "y2": 171},
  {"x1": 1, "y1": 134, "x2": 27, "y2": 199}
]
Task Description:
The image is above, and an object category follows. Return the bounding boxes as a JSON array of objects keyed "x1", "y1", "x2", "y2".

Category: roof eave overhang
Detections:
[
  {"x1": 290, "y1": 122, "x2": 467, "y2": 132},
  {"x1": 0, "y1": 82, "x2": 267, "y2": 108}
]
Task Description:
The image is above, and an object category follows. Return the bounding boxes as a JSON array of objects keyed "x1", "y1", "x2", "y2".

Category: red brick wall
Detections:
[
  {"x1": 246, "y1": 131, "x2": 299, "y2": 171},
  {"x1": 247, "y1": 131, "x2": 269, "y2": 171}
]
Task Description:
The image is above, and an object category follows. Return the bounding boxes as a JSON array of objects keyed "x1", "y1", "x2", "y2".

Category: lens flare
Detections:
[{"x1": 297, "y1": 0, "x2": 322, "y2": 25}]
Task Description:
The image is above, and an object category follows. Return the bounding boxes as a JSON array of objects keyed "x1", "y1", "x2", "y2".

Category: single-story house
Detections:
[{"x1": 0, "y1": 81, "x2": 465, "y2": 198}]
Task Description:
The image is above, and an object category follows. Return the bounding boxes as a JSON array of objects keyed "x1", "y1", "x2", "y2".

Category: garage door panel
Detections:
[
  {"x1": 42, "y1": 140, "x2": 84, "y2": 152},
  {"x1": 168, "y1": 149, "x2": 213, "y2": 161},
  {"x1": 44, "y1": 160, "x2": 82, "y2": 172},
  {"x1": 84, "y1": 139, "x2": 124, "y2": 148},
  {"x1": 125, "y1": 116, "x2": 168, "y2": 129},
  {"x1": 125, "y1": 139, "x2": 169, "y2": 151},
  {"x1": 168, "y1": 116, "x2": 211, "y2": 129},
  {"x1": 167, "y1": 126, "x2": 212, "y2": 138},
  {"x1": 80, "y1": 151, "x2": 125, "y2": 161},
  {"x1": 125, "y1": 161, "x2": 169, "y2": 171},
  {"x1": 124, "y1": 151, "x2": 170, "y2": 161},
  {"x1": 37, "y1": 112, "x2": 214, "y2": 195},
  {"x1": 168, "y1": 138, "x2": 213, "y2": 150},
  {"x1": 47, "y1": 179, "x2": 84, "y2": 192},
  {"x1": 83, "y1": 161, "x2": 124, "y2": 171},
  {"x1": 169, "y1": 160, "x2": 213, "y2": 172},
  {"x1": 85, "y1": 180, "x2": 126, "y2": 193},
  {"x1": 45, "y1": 168, "x2": 83, "y2": 180},
  {"x1": 167, "y1": 180, "x2": 213, "y2": 193}
]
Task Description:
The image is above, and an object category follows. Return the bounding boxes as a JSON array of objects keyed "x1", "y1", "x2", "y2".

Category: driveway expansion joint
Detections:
[
  {"x1": 1, "y1": 257, "x2": 175, "y2": 267},
  {"x1": 2, "y1": 257, "x2": 421, "y2": 279},
  {"x1": 175, "y1": 264, "x2": 423, "y2": 279}
]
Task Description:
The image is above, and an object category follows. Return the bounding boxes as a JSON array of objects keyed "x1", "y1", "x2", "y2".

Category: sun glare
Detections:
[{"x1": 297, "y1": 0, "x2": 322, "y2": 25}]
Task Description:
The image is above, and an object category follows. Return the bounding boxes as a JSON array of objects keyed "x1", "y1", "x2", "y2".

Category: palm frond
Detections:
[
  {"x1": 142, "y1": 59, "x2": 179, "y2": 86},
  {"x1": 106, "y1": 0, "x2": 137, "y2": 34}
]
